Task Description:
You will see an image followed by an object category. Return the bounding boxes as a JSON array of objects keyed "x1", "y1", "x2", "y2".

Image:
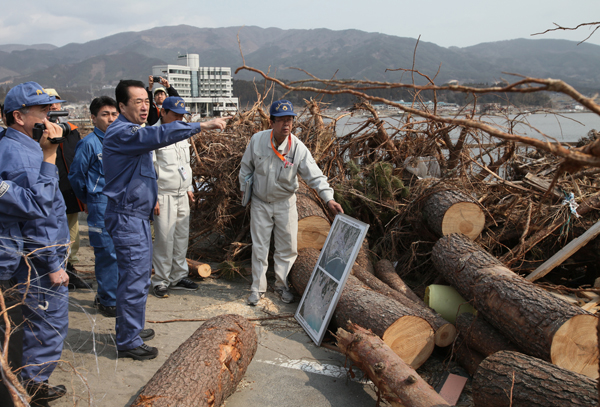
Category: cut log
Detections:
[
  {"x1": 375, "y1": 259, "x2": 423, "y2": 304},
  {"x1": 526, "y1": 218, "x2": 600, "y2": 282},
  {"x1": 291, "y1": 248, "x2": 435, "y2": 369},
  {"x1": 354, "y1": 260, "x2": 456, "y2": 347},
  {"x1": 336, "y1": 323, "x2": 450, "y2": 407},
  {"x1": 473, "y1": 350, "x2": 598, "y2": 407},
  {"x1": 422, "y1": 189, "x2": 485, "y2": 240},
  {"x1": 131, "y1": 314, "x2": 257, "y2": 407},
  {"x1": 455, "y1": 312, "x2": 519, "y2": 357},
  {"x1": 451, "y1": 335, "x2": 485, "y2": 376},
  {"x1": 432, "y1": 233, "x2": 599, "y2": 378},
  {"x1": 186, "y1": 258, "x2": 212, "y2": 278},
  {"x1": 354, "y1": 238, "x2": 375, "y2": 275},
  {"x1": 296, "y1": 181, "x2": 331, "y2": 250}
]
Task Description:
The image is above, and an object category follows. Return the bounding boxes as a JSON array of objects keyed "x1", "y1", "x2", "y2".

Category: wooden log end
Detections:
[
  {"x1": 187, "y1": 259, "x2": 212, "y2": 278},
  {"x1": 434, "y1": 323, "x2": 458, "y2": 348},
  {"x1": 382, "y1": 316, "x2": 435, "y2": 369},
  {"x1": 297, "y1": 215, "x2": 330, "y2": 250},
  {"x1": 551, "y1": 314, "x2": 599, "y2": 378},
  {"x1": 441, "y1": 202, "x2": 485, "y2": 240}
]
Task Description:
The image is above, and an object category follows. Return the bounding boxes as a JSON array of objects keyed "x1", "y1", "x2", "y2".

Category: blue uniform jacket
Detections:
[
  {"x1": 0, "y1": 128, "x2": 69, "y2": 278},
  {"x1": 69, "y1": 128, "x2": 107, "y2": 205},
  {"x1": 102, "y1": 115, "x2": 201, "y2": 220}
]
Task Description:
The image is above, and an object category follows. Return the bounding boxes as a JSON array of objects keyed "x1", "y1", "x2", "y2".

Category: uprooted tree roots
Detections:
[{"x1": 188, "y1": 75, "x2": 600, "y2": 292}]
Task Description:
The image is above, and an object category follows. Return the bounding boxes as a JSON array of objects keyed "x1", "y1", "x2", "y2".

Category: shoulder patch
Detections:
[
  {"x1": 130, "y1": 126, "x2": 141, "y2": 134},
  {"x1": 0, "y1": 181, "x2": 9, "y2": 198}
]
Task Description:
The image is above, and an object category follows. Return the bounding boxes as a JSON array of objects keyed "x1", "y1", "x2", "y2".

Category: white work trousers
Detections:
[
  {"x1": 250, "y1": 195, "x2": 298, "y2": 293},
  {"x1": 152, "y1": 194, "x2": 190, "y2": 288}
]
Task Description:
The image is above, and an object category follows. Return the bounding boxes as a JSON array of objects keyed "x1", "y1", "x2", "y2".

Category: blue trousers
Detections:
[
  {"x1": 15, "y1": 260, "x2": 69, "y2": 383},
  {"x1": 105, "y1": 212, "x2": 152, "y2": 351},
  {"x1": 87, "y1": 200, "x2": 118, "y2": 307}
]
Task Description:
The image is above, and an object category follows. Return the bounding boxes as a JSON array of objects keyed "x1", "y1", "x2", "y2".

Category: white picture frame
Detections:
[{"x1": 295, "y1": 213, "x2": 369, "y2": 346}]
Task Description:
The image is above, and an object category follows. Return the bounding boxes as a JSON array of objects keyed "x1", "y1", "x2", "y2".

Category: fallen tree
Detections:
[
  {"x1": 472, "y1": 350, "x2": 598, "y2": 407},
  {"x1": 131, "y1": 314, "x2": 257, "y2": 407},
  {"x1": 336, "y1": 323, "x2": 450, "y2": 407}
]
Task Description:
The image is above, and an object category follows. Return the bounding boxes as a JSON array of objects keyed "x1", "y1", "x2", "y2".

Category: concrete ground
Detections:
[{"x1": 47, "y1": 213, "x2": 382, "y2": 407}]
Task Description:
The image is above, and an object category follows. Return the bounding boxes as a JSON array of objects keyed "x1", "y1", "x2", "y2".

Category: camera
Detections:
[
  {"x1": 32, "y1": 111, "x2": 71, "y2": 144},
  {"x1": 153, "y1": 76, "x2": 163, "y2": 83}
]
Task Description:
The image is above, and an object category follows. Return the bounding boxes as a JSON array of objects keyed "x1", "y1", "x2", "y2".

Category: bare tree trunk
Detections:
[
  {"x1": 473, "y1": 351, "x2": 598, "y2": 407},
  {"x1": 131, "y1": 314, "x2": 257, "y2": 407},
  {"x1": 455, "y1": 312, "x2": 519, "y2": 356},
  {"x1": 336, "y1": 323, "x2": 450, "y2": 407}
]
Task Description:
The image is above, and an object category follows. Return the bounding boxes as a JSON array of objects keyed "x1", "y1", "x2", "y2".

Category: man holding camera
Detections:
[
  {"x1": 0, "y1": 81, "x2": 70, "y2": 406},
  {"x1": 103, "y1": 80, "x2": 229, "y2": 360},
  {"x1": 0, "y1": 120, "x2": 64, "y2": 407},
  {"x1": 147, "y1": 75, "x2": 180, "y2": 126}
]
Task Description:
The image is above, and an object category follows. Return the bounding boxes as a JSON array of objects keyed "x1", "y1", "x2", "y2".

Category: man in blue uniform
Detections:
[
  {"x1": 69, "y1": 96, "x2": 120, "y2": 317},
  {"x1": 0, "y1": 129, "x2": 62, "y2": 407},
  {"x1": 103, "y1": 79, "x2": 229, "y2": 360},
  {"x1": 0, "y1": 81, "x2": 70, "y2": 406}
]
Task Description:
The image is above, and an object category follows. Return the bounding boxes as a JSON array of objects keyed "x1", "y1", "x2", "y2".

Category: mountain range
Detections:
[{"x1": 1, "y1": 24, "x2": 599, "y2": 99}]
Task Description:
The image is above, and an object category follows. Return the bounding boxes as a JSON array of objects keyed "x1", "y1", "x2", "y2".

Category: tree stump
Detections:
[
  {"x1": 432, "y1": 233, "x2": 599, "y2": 378},
  {"x1": 131, "y1": 314, "x2": 257, "y2": 407},
  {"x1": 354, "y1": 260, "x2": 456, "y2": 347},
  {"x1": 336, "y1": 323, "x2": 450, "y2": 407},
  {"x1": 423, "y1": 189, "x2": 485, "y2": 240},
  {"x1": 455, "y1": 312, "x2": 519, "y2": 357},
  {"x1": 291, "y1": 248, "x2": 434, "y2": 369},
  {"x1": 473, "y1": 351, "x2": 598, "y2": 407}
]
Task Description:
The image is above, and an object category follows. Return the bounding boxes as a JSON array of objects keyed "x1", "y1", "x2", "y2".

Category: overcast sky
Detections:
[{"x1": 1, "y1": 0, "x2": 598, "y2": 49}]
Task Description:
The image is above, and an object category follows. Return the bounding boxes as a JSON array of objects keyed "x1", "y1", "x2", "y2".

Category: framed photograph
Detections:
[{"x1": 295, "y1": 213, "x2": 369, "y2": 346}]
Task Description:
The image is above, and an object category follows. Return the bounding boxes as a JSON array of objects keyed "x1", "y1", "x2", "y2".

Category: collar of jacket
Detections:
[
  {"x1": 4, "y1": 127, "x2": 42, "y2": 152},
  {"x1": 93, "y1": 127, "x2": 106, "y2": 140}
]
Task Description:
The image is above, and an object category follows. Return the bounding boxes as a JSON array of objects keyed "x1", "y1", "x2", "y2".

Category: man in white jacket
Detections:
[
  {"x1": 239, "y1": 100, "x2": 343, "y2": 306},
  {"x1": 151, "y1": 97, "x2": 198, "y2": 298}
]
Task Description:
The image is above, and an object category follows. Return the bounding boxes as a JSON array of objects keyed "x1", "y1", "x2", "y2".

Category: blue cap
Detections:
[
  {"x1": 162, "y1": 96, "x2": 190, "y2": 115},
  {"x1": 270, "y1": 100, "x2": 297, "y2": 117},
  {"x1": 4, "y1": 81, "x2": 65, "y2": 113}
]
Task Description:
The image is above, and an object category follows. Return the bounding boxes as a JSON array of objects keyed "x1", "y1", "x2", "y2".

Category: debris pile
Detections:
[{"x1": 187, "y1": 84, "x2": 600, "y2": 405}]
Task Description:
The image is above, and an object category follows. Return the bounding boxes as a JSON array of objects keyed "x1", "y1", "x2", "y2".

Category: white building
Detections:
[{"x1": 152, "y1": 54, "x2": 238, "y2": 117}]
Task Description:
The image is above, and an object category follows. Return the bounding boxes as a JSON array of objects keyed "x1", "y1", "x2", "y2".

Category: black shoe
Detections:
[
  {"x1": 66, "y1": 263, "x2": 92, "y2": 290},
  {"x1": 171, "y1": 277, "x2": 198, "y2": 291},
  {"x1": 152, "y1": 285, "x2": 169, "y2": 298},
  {"x1": 140, "y1": 328, "x2": 155, "y2": 341},
  {"x1": 26, "y1": 381, "x2": 67, "y2": 406},
  {"x1": 117, "y1": 343, "x2": 158, "y2": 360},
  {"x1": 93, "y1": 296, "x2": 116, "y2": 318}
]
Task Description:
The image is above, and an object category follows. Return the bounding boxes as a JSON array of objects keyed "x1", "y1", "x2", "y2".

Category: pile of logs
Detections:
[{"x1": 285, "y1": 183, "x2": 600, "y2": 405}]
